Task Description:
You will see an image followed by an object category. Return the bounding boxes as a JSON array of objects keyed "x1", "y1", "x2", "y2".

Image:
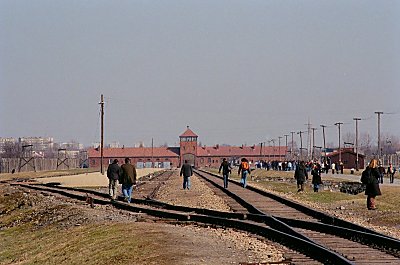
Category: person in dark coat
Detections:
[
  {"x1": 377, "y1": 164, "x2": 385, "y2": 184},
  {"x1": 294, "y1": 161, "x2": 308, "y2": 192},
  {"x1": 387, "y1": 164, "x2": 396, "y2": 184},
  {"x1": 311, "y1": 163, "x2": 323, "y2": 192},
  {"x1": 107, "y1": 159, "x2": 121, "y2": 200},
  {"x1": 219, "y1": 158, "x2": 232, "y2": 189},
  {"x1": 120, "y1": 158, "x2": 137, "y2": 203},
  {"x1": 180, "y1": 160, "x2": 193, "y2": 190},
  {"x1": 363, "y1": 159, "x2": 382, "y2": 210}
]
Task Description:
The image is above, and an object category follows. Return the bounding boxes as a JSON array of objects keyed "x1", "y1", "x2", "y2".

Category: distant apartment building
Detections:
[
  {"x1": 0, "y1": 137, "x2": 16, "y2": 153},
  {"x1": 108, "y1": 141, "x2": 120, "y2": 148},
  {"x1": 59, "y1": 142, "x2": 84, "y2": 150},
  {"x1": 19, "y1": 137, "x2": 54, "y2": 151}
]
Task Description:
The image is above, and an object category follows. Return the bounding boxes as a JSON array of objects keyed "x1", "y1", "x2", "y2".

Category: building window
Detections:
[
  {"x1": 208, "y1": 158, "x2": 211, "y2": 163},
  {"x1": 200, "y1": 158, "x2": 204, "y2": 163}
]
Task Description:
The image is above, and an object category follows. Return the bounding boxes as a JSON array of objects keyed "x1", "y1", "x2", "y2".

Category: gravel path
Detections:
[
  {"x1": 154, "y1": 170, "x2": 286, "y2": 263},
  {"x1": 155, "y1": 171, "x2": 231, "y2": 212}
]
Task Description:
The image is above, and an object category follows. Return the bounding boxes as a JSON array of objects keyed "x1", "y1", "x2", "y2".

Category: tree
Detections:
[{"x1": 1, "y1": 142, "x2": 21, "y2": 158}]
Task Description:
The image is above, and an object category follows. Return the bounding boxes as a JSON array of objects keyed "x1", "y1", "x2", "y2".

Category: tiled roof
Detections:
[
  {"x1": 197, "y1": 145, "x2": 287, "y2": 157},
  {"x1": 88, "y1": 147, "x2": 180, "y2": 158},
  {"x1": 179, "y1": 127, "x2": 198, "y2": 137}
]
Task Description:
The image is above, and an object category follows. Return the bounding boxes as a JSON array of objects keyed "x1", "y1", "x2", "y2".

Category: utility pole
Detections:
[
  {"x1": 297, "y1": 131, "x2": 306, "y2": 161},
  {"x1": 320, "y1": 125, "x2": 327, "y2": 161},
  {"x1": 290, "y1": 131, "x2": 295, "y2": 160},
  {"x1": 305, "y1": 119, "x2": 312, "y2": 160},
  {"x1": 311, "y1": 128, "x2": 317, "y2": 161},
  {"x1": 278, "y1": 136, "x2": 282, "y2": 161},
  {"x1": 271, "y1": 139, "x2": 276, "y2": 160},
  {"x1": 334, "y1": 122, "x2": 343, "y2": 164},
  {"x1": 284, "y1": 134, "x2": 289, "y2": 160},
  {"x1": 99, "y1": 94, "x2": 104, "y2": 174},
  {"x1": 353, "y1": 118, "x2": 361, "y2": 171},
  {"x1": 263, "y1": 141, "x2": 266, "y2": 161},
  {"x1": 151, "y1": 138, "x2": 154, "y2": 168},
  {"x1": 375, "y1": 111, "x2": 383, "y2": 160}
]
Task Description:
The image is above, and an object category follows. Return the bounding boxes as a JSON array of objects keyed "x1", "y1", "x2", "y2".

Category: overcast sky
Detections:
[{"x1": 1, "y1": 0, "x2": 399, "y2": 148}]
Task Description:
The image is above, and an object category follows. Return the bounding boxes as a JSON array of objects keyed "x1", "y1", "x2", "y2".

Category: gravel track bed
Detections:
[
  {"x1": 250, "y1": 182, "x2": 400, "y2": 239},
  {"x1": 154, "y1": 171, "x2": 286, "y2": 263},
  {"x1": 155, "y1": 171, "x2": 231, "y2": 211}
]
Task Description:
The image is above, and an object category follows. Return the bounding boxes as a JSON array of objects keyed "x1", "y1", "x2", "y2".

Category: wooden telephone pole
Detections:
[
  {"x1": 335, "y1": 122, "x2": 343, "y2": 163},
  {"x1": 354, "y1": 118, "x2": 361, "y2": 171},
  {"x1": 375, "y1": 111, "x2": 383, "y2": 160},
  {"x1": 320, "y1": 125, "x2": 327, "y2": 161},
  {"x1": 99, "y1": 94, "x2": 104, "y2": 174}
]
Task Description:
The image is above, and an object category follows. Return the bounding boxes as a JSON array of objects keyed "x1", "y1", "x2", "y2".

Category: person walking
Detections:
[
  {"x1": 294, "y1": 161, "x2": 308, "y2": 192},
  {"x1": 180, "y1": 160, "x2": 193, "y2": 190},
  {"x1": 339, "y1": 161, "x2": 344, "y2": 174},
  {"x1": 238, "y1": 158, "x2": 250, "y2": 188},
  {"x1": 219, "y1": 158, "x2": 232, "y2": 189},
  {"x1": 378, "y1": 163, "x2": 385, "y2": 184},
  {"x1": 362, "y1": 159, "x2": 382, "y2": 210},
  {"x1": 387, "y1": 163, "x2": 396, "y2": 184},
  {"x1": 106, "y1": 159, "x2": 121, "y2": 200},
  {"x1": 120, "y1": 158, "x2": 137, "y2": 203},
  {"x1": 311, "y1": 163, "x2": 323, "y2": 192}
]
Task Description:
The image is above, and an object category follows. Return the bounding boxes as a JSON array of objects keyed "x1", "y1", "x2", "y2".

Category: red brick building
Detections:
[
  {"x1": 326, "y1": 148, "x2": 365, "y2": 169},
  {"x1": 88, "y1": 127, "x2": 287, "y2": 169}
]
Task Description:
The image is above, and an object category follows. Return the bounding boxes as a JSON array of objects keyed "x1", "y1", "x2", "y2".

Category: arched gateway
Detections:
[{"x1": 179, "y1": 126, "x2": 198, "y2": 167}]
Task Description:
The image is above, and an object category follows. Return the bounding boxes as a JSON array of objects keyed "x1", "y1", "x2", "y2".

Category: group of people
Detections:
[
  {"x1": 108, "y1": 156, "x2": 390, "y2": 211},
  {"x1": 293, "y1": 161, "x2": 323, "y2": 193},
  {"x1": 219, "y1": 158, "x2": 251, "y2": 188},
  {"x1": 106, "y1": 158, "x2": 137, "y2": 203},
  {"x1": 377, "y1": 163, "x2": 397, "y2": 184}
]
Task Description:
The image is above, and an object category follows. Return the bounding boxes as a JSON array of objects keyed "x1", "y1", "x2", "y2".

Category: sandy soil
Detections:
[{"x1": 35, "y1": 168, "x2": 163, "y2": 187}]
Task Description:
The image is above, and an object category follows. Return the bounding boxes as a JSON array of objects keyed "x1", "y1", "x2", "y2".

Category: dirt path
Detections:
[{"x1": 35, "y1": 168, "x2": 163, "y2": 187}]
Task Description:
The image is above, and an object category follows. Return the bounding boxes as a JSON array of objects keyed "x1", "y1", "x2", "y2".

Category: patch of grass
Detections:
[
  {"x1": 0, "y1": 222, "x2": 171, "y2": 265},
  {"x1": 294, "y1": 189, "x2": 357, "y2": 204}
]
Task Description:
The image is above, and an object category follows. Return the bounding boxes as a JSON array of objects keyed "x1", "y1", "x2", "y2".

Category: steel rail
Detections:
[
  {"x1": 25, "y1": 180, "x2": 400, "y2": 256},
  {"x1": 194, "y1": 169, "x2": 400, "y2": 258},
  {"x1": 16, "y1": 182, "x2": 352, "y2": 264},
  {"x1": 197, "y1": 169, "x2": 397, "y2": 239}
]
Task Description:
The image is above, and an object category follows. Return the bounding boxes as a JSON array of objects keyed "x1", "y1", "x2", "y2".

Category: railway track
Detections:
[
  {"x1": 134, "y1": 169, "x2": 175, "y2": 199},
  {"x1": 194, "y1": 169, "x2": 400, "y2": 264},
  {"x1": 9, "y1": 169, "x2": 400, "y2": 264}
]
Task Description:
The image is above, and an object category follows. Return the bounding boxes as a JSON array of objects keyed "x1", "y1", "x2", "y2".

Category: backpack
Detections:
[
  {"x1": 361, "y1": 168, "x2": 372, "y2": 185},
  {"x1": 241, "y1": 161, "x2": 249, "y2": 171}
]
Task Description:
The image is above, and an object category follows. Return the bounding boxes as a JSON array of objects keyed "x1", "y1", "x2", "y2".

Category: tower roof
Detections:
[{"x1": 179, "y1": 126, "x2": 198, "y2": 138}]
